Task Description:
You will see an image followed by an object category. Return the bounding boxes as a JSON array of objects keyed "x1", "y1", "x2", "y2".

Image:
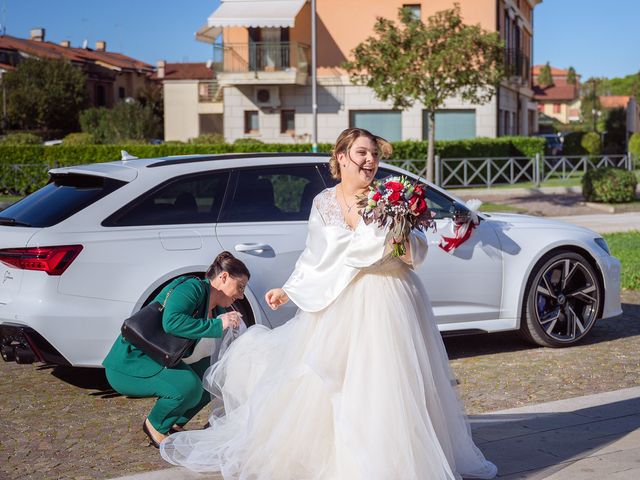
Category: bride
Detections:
[{"x1": 160, "y1": 128, "x2": 497, "y2": 480}]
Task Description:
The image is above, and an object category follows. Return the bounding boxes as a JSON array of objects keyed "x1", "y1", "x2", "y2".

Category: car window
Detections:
[
  {"x1": 103, "y1": 171, "x2": 229, "y2": 226},
  {"x1": 219, "y1": 165, "x2": 326, "y2": 222},
  {"x1": 0, "y1": 174, "x2": 126, "y2": 228}
]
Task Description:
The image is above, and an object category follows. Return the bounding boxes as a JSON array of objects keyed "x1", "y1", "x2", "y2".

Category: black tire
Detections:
[
  {"x1": 14, "y1": 345, "x2": 36, "y2": 364},
  {"x1": 520, "y1": 251, "x2": 601, "y2": 348},
  {"x1": 229, "y1": 298, "x2": 255, "y2": 328},
  {"x1": 1, "y1": 344, "x2": 16, "y2": 362}
]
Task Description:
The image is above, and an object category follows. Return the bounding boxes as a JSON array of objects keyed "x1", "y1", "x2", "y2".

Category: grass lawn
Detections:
[
  {"x1": 0, "y1": 195, "x2": 22, "y2": 205},
  {"x1": 603, "y1": 230, "x2": 640, "y2": 291}
]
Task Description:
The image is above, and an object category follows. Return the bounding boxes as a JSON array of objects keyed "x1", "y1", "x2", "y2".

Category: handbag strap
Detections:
[{"x1": 160, "y1": 276, "x2": 196, "y2": 311}]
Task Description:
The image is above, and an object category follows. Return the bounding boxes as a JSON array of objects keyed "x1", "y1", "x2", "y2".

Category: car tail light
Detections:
[{"x1": 0, "y1": 245, "x2": 83, "y2": 275}]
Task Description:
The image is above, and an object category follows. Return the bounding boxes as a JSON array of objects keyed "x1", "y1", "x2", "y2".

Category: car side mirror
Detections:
[{"x1": 450, "y1": 203, "x2": 471, "y2": 225}]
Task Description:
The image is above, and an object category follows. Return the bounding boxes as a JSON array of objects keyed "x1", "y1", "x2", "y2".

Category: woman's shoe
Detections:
[{"x1": 142, "y1": 419, "x2": 164, "y2": 448}]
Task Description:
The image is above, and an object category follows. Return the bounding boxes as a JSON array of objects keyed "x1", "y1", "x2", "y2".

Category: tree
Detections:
[
  {"x1": 566, "y1": 66, "x2": 577, "y2": 86},
  {"x1": 4, "y1": 58, "x2": 87, "y2": 135},
  {"x1": 344, "y1": 5, "x2": 504, "y2": 182},
  {"x1": 538, "y1": 62, "x2": 553, "y2": 88},
  {"x1": 80, "y1": 100, "x2": 162, "y2": 144},
  {"x1": 580, "y1": 78, "x2": 603, "y2": 132}
]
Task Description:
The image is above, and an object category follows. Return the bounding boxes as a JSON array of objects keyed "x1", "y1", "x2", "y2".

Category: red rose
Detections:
[
  {"x1": 385, "y1": 181, "x2": 403, "y2": 192},
  {"x1": 414, "y1": 184, "x2": 424, "y2": 196},
  {"x1": 409, "y1": 194, "x2": 427, "y2": 214},
  {"x1": 388, "y1": 190, "x2": 401, "y2": 203},
  {"x1": 372, "y1": 191, "x2": 382, "y2": 201}
]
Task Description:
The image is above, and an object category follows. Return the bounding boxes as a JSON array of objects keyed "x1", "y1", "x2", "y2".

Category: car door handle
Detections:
[{"x1": 234, "y1": 243, "x2": 273, "y2": 253}]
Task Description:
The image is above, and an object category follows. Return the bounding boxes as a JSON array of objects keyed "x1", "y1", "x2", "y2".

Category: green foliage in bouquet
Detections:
[{"x1": 582, "y1": 167, "x2": 637, "y2": 203}]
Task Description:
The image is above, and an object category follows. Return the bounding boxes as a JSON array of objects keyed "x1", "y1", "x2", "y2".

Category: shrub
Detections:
[
  {"x1": 63, "y1": 132, "x2": 95, "y2": 145},
  {"x1": 190, "y1": 134, "x2": 225, "y2": 144},
  {"x1": 0, "y1": 132, "x2": 43, "y2": 145},
  {"x1": 581, "y1": 132, "x2": 601, "y2": 156},
  {"x1": 628, "y1": 132, "x2": 640, "y2": 168},
  {"x1": 582, "y1": 167, "x2": 637, "y2": 203},
  {"x1": 234, "y1": 138, "x2": 264, "y2": 145}
]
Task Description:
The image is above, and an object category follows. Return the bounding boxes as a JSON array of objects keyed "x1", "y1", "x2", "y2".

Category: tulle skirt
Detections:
[{"x1": 160, "y1": 259, "x2": 497, "y2": 480}]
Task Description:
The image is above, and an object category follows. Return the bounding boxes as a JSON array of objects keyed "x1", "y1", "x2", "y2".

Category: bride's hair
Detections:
[{"x1": 329, "y1": 128, "x2": 393, "y2": 180}]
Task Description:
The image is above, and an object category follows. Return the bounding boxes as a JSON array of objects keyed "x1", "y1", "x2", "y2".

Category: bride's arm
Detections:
[{"x1": 399, "y1": 229, "x2": 428, "y2": 268}]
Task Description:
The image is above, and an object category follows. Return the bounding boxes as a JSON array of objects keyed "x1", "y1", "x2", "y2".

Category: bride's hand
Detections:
[{"x1": 265, "y1": 288, "x2": 289, "y2": 310}]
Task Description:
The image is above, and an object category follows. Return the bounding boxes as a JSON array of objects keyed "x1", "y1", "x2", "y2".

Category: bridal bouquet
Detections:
[{"x1": 357, "y1": 176, "x2": 436, "y2": 257}]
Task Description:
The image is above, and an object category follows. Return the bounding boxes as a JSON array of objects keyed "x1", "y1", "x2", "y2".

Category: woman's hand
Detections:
[
  {"x1": 219, "y1": 311, "x2": 242, "y2": 330},
  {"x1": 265, "y1": 288, "x2": 289, "y2": 310}
]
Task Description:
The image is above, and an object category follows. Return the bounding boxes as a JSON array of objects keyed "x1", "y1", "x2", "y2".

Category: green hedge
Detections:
[
  {"x1": 0, "y1": 137, "x2": 545, "y2": 194},
  {"x1": 582, "y1": 167, "x2": 638, "y2": 203}
]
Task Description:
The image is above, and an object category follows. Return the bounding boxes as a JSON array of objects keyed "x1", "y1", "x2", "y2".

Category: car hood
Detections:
[{"x1": 481, "y1": 212, "x2": 598, "y2": 235}]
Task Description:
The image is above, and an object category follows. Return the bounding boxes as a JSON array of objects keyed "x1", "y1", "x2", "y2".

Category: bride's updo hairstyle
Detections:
[
  {"x1": 206, "y1": 251, "x2": 251, "y2": 280},
  {"x1": 329, "y1": 127, "x2": 393, "y2": 180}
]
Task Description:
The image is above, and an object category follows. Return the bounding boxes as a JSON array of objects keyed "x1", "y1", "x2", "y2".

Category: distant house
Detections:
[
  {"x1": 152, "y1": 61, "x2": 222, "y2": 142},
  {"x1": 0, "y1": 28, "x2": 154, "y2": 108},
  {"x1": 196, "y1": 0, "x2": 541, "y2": 143},
  {"x1": 532, "y1": 65, "x2": 581, "y2": 125}
]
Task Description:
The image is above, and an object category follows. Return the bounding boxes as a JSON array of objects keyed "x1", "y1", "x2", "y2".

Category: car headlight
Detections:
[{"x1": 594, "y1": 237, "x2": 610, "y2": 255}]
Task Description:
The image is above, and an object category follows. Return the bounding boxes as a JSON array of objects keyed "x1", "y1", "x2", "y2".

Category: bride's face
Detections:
[{"x1": 338, "y1": 136, "x2": 379, "y2": 188}]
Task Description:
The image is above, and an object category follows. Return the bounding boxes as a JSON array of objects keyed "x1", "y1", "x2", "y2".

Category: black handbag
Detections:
[{"x1": 121, "y1": 276, "x2": 197, "y2": 368}]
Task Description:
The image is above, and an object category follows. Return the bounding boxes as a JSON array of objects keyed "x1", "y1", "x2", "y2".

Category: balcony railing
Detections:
[
  {"x1": 213, "y1": 41, "x2": 310, "y2": 74},
  {"x1": 198, "y1": 81, "x2": 220, "y2": 102},
  {"x1": 504, "y1": 48, "x2": 530, "y2": 82}
]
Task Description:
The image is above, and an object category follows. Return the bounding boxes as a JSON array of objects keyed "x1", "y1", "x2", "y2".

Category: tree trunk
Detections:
[{"x1": 427, "y1": 110, "x2": 436, "y2": 183}]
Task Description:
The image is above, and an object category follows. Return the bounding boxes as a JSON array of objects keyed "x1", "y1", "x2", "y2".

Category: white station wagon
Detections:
[{"x1": 0, "y1": 153, "x2": 622, "y2": 366}]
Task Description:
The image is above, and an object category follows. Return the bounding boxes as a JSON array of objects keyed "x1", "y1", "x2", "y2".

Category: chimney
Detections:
[
  {"x1": 156, "y1": 60, "x2": 166, "y2": 79},
  {"x1": 95, "y1": 40, "x2": 106, "y2": 52},
  {"x1": 60, "y1": 40, "x2": 71, "y2": 48},
  {"x1": 30, "y1": 28, "x2": 45, "y2": 42}
]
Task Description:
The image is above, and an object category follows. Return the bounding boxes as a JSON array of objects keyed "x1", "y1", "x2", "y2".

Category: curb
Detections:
[{"x1": 449, "y1": 186, "x2": 583, "y2": 197}]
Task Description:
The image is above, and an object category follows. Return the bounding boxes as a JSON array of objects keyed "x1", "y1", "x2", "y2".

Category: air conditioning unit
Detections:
[{"x1": 254, "y1": 86, "x2": 280, "y2": 108}]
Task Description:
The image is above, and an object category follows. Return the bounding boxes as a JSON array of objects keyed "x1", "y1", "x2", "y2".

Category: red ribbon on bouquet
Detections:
[{"x1": 438, "y1": 220, "x2": 477, "y2": 253}]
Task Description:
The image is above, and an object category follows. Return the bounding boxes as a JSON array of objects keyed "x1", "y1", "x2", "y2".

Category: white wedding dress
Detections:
[{"x1": 160, "y1": 187, "x2": 497, "y2": 480}]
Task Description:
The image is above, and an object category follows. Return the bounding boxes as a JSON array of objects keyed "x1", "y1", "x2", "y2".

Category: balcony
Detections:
[
  {"x1": 504, "y1": 48, "x2": 530, "y2": 84},
  {"x1": 213, "y1": 41, "x2": 310, "y2": 86}
]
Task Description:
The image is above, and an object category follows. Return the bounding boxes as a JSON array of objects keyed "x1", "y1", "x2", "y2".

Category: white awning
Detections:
[{"x1": 205, "y1": 0, "x2": 306, "y2": 29}]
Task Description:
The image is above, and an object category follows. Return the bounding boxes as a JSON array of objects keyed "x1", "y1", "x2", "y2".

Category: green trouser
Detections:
[{"x1": 105, "y1": 357, "x2": 211, "y2": 434}]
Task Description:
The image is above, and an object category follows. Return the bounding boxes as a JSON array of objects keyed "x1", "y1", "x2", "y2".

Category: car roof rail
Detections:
[{"x1": 146, "y1": 152, "x2": 329, "y2": 168}]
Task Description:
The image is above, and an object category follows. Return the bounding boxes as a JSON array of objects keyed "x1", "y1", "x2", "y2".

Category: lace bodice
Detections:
[{"x1": 313, "y1": 187, "x2": 352, "y2": 230}]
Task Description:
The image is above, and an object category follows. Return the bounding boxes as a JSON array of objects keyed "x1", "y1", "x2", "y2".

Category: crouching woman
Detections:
[{"x1": 102, "y1": 251, "x2": 250, "y2": 447}]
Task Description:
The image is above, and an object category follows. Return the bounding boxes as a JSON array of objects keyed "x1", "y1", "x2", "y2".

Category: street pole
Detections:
[{"x1": 311, "y1": 0, "x2": 318, "y2": 153}]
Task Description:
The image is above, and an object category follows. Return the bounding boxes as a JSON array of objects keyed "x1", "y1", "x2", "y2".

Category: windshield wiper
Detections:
[{"x1": 0, "y1": 216, "x2": 32, "y2": 227}]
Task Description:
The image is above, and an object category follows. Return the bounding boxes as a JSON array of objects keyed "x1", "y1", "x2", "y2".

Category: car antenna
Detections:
[{"x1": 121, "y1": 150, "x2": 139, "y2": 162}]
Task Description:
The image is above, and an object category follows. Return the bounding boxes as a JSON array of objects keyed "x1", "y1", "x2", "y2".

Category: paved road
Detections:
[{"x1": 549, "y1": 212, "x2": 640, "y2": 234}]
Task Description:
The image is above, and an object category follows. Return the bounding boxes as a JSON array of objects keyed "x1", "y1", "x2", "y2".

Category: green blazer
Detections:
[{"x1": 103, "y1": 276, "x2": 224, "y2": 377}]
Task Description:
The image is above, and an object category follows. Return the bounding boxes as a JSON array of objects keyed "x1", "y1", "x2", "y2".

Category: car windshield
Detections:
[{"x1": 1, "y1": 174, "x2": 126, "y2": 228}]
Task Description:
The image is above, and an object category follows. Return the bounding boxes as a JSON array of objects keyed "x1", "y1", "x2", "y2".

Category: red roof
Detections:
[
  {"x1": 0, "y1": 34, "x2": 153, "y2": 72},
  {"x1": 599, "y1": 95, "x2": 630, "y2": 109},
  {"x1": 532, "y1": 65, "x2": 572, "y2": 76},
  {"x1": 533, "y1": 84, "x2": 579, "y2": 102},
  {"x1": 152, "y1": 62, "x2": 215, "y2": 81}
]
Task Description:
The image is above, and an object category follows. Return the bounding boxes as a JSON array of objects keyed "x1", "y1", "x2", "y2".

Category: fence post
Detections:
[
  {"x1": 535, "y1": 153, "x2": 540, "y2": 187},
  {"x1": 435, "y1": 155, "x2": 441, "y2": 186},
  {"x1": 628, "y1": 152, "x2": 634, "y2": 171}
]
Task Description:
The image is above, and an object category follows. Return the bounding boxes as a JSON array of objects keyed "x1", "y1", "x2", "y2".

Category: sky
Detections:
[{"x1": 4, "y1": 0, "x2": 638, "y2": 80}]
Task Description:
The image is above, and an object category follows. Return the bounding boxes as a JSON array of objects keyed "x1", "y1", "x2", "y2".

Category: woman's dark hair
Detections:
[{"x1": 206, "y1": 251, "x2": 250, "y2": 280}]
